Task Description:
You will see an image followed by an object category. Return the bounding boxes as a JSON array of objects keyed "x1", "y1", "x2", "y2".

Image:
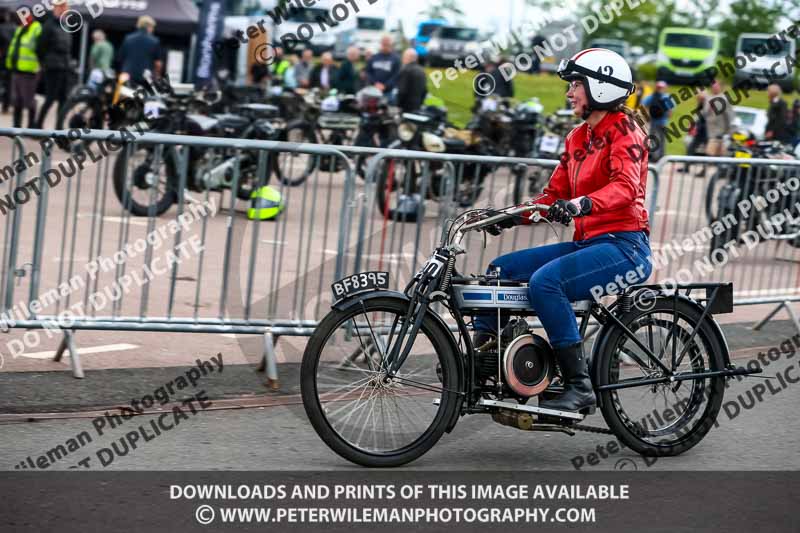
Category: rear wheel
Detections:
[
  {"x1": 301, "y1": 297, "x2": 461, "y2": 467},
  {"x1": 275, "y1": 120, "x2": 316, "y2": 186},
  {"x1": 705, "y1": 167, "x2": 733, "y2": 224},
  {"x1": 596, "y1": 297, "x2": 726, "y2": 457},
  {"x1": 375, "y1": 157, "x2": 422, "y2": 223},
  {"x1": 708, "y1": 182, "x2": 744, "y2": 259}
]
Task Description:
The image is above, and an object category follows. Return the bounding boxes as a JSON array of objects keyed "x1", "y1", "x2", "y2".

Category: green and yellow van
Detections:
[{"x1": 656, "y1": 27, "x2": 720, "y2": 84}]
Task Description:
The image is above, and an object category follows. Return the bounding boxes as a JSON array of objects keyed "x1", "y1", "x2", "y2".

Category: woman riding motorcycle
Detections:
[{"x1": 474, "y1": 48, "x2": 653, "y2": 413}]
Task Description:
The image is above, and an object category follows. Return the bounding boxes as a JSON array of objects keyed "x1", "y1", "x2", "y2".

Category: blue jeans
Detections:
[{"x1": 473, "y1": 231, "x2": 652, "y2": 349}]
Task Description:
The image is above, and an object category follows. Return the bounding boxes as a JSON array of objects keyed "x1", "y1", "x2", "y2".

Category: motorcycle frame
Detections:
[{"x1": 350, "y1": 248, "x2": 759, "y2": 418}]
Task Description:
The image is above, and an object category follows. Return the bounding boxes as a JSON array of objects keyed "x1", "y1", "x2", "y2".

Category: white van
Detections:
[
  {"x1": 334, "y1": 16, "x2": 388, "y2": 58},
  {"x1": 266, "y1": 0, "x2": 356, "y2": 55},
  {"x1": 734, "y1": 33, "x2": 795, "y2": 92}
]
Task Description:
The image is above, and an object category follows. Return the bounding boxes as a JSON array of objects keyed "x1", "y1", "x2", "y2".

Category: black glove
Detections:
[
  {"x1": 547, "y1": 198, "x2": 593, "y2": 225},
  {"x1": 547, "y1": 200, "x2": 578, "y2": 225},
  {"x1": 486, "y1": 217, "x2": 517, "y2": 236},
  {"x1": 576, "y1": 196, "x2": 593, "y2": 217}
]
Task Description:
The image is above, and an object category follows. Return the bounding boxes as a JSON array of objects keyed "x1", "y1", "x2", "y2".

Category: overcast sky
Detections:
[{"x1": 260, "y1": 0, "x2": 797, "y2": 42}]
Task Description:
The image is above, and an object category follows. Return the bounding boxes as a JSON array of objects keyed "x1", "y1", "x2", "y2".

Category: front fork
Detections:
[{"x1": 385, "y1": 298, "x2": 429, "y2": 377}]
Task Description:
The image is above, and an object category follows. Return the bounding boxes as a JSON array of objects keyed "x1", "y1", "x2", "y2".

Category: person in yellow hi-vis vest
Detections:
[{"x1": 5, "y1": 11, "x2": 41, "y2": 128}]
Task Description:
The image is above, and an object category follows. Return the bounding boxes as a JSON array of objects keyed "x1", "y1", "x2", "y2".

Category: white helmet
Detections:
[{"x1": 558, "y1": 48, "x2": 634, "y2": 112}]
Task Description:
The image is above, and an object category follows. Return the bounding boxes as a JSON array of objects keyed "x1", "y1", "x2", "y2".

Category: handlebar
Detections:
[{"x1": 459, "y1": 203, "x2": 550, "y2": 233}]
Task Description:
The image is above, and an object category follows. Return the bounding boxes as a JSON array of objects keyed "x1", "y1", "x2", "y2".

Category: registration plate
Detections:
[
  {"x1": 539, "y1": 134, "x2": 560, "y2": 154},
  {"x1": 331, "y1": 272, "x2": 389, "y2": 302}
]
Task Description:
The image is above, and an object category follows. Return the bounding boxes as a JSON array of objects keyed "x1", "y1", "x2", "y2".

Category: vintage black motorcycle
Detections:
[
  {"x1": 301, "y1": 204, "x2": 758, "y2": 467},
  {"x1": 374, "y1": 106, "x2": 528, "y2": 222},
  {"x1": 706, "y1": 135, "x2": 800, "y2": 257},
  {"x1": 113, "y1": 92, "x2": 283, "y2": 216}
]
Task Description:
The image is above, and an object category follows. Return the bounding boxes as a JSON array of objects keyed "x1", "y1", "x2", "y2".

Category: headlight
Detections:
[
  {"x1": 398, "y1": 122, "x2": 417, "y2": 142},
  {"x1": 428, "y1": 38, "x2": 441, "y2": 51},
  {"x1": 657, "y1": 52, "x2": 669, "y2": 64},
  {"x1": 422, "y1": 132, "x2": 446, "y2": 153},
  {"x1": 702, "y1": 54, "x2": 715, "y2": 66}
]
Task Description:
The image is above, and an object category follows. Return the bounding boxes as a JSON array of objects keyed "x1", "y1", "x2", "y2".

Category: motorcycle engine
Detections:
[
  {"x1": 502, "y1": 332, "x2": 555, "y2": 397},
  {"x1": 476, "y1": 319, "x2": 556, "y2": 398}
]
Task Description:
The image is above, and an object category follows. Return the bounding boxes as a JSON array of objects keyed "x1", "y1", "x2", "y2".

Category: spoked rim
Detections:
[
  {"x1": 608, "y1": 314, "x2": 714, "y2": 447},
  {"x1": 125, "y1": 147, "x2": 173, "y2": 208},
  {"x1": 277, "y1": 126, "x2": 315, "y2": 182},
  {"x1": 310, "y1": 304, "x2": 450, "y2": 456}
]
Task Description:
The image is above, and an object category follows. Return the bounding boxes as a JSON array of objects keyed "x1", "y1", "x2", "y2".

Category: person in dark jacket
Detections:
[
  {"x1": 365, "y1": 35, "x2": 400, "y2": 93},
  {"x1": 310, "y1": 52, "x2": 338, "y2": 91},
  {"x1": 791, "y1": 99, "x2": 800, "y2": 147},
  {"x1": 395, "y1": 48, "x2": 427, "y2": 113},
  {"x1": 765, "y1": 83, "x2": 792, "y2": 144},
  {"x1": 472, "y1": 58, "x2": 513, "y2": 112},
  {"x1": 335, "y1": 46, "x2": 360, "y2": 94},
  {"x1": 118, "y1": 16, "x2": 162, "y2": 85},
  {"x1": 35, "y1": 1, "x2": 73, "y2": 128},
  {"x1": 679, "y1": 92, "x2": 708, "y2": 176},
  {"x1": 488, "y1": 58, "x2": 513, "y2": 98}
]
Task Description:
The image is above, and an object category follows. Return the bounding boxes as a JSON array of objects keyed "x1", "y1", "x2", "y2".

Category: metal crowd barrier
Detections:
[
  {"x1": 5, "y1": 125, "x2": 799, "y2": 387},
  {"x1": 0, "y1": 127, "x2": 363, "y2": 383},
  {"x1": 654, "y1": 155, "x2": 800, "y2": 334},
  {"x1": 0, "y1": 126, "x2": 663, "y2": 384}
]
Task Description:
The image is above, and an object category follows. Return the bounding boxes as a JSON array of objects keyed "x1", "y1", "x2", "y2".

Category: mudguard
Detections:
[
  {"x1": 590, "y1": 294, "x2": 732, "y2": 409},
  {"x1": 333, "y1": 290, "x2": 466, "y2": 432}
]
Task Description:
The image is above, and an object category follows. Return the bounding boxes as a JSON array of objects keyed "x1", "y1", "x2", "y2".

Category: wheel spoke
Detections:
[{"x1": 311, "y1": 303, "x2": 446, "y2": 456}]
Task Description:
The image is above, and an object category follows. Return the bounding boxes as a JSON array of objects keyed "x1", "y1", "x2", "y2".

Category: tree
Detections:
[
  {"x1": 423, "y1": 0, "x2": 465, "y2": 23},
  {"x1": 576, "y1": 0, "x2": 688, "y2": 52},
  {"x1": 689, "y1": 0, "x2": 721, "y2": 28},
  {"x1": 716, "y1": 0, "x2": 783, "y2": 57}
]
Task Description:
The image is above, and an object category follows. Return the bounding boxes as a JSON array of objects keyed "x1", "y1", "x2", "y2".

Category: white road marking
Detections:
[
  {"x1": 78, "y1": 214, "x2": 149, "y2": 226},
  {"x1": 18, "y1": 343, "x2": 139, "y2": 359},
  {"x1": 101, "y1": 216, "x2": 149, "y2": 226}
]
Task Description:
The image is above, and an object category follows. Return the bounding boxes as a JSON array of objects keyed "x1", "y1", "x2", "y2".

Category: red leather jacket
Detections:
[{"x1": 527, "y1": 111, "x2": 650, "y2": 241}]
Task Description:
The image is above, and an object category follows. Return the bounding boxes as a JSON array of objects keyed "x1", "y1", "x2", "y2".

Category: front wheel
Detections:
[
  {"x1": 55, "y1": 95, "x2": 103, "y2": 151},
  {"x1": 113, "y1": 145, "x2": 177, "y2": 217},
  {"x1": 301, "y1": 296, "x2": 461, "y2": 467},
  {"x1": 596, "y1": 297, "x2": 726, "y2": 457}
]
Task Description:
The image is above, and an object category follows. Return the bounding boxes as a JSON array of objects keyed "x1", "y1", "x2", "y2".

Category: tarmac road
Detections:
[{"x1": 1, "y1": 349, "x2": 797, "y2": 471}]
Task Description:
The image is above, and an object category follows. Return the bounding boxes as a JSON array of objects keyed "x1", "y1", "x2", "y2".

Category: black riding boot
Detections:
[{"x1": 538, "y1": 342, "x2": 596, "y2": 413}]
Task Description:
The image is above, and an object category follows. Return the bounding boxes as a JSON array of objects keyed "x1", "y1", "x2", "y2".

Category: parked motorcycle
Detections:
[
  {"x1": 273, "y1": 87, "x2": 396, "y2": 184},
  {"x1": 56, "y1": 70, "x2": 151, "y2": 146},
  {"x1": 113, "y1": 89, "x2": 285, "y2": 216},
  {"x1": 374, "y1": 104, "x2": 527, "y2": 222},
  {"x1": 706, "y1": 131, "x2": 798, "y2": 223},
  {"x1": 301, "y1": 203, "x2": 755, "y2": 467},
  {"x1": 474, "y1": 96, "x2": 548, "y2": 197},
  {"x1": 706, "y1": 132, "x2": 800, "y2": 256}
]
